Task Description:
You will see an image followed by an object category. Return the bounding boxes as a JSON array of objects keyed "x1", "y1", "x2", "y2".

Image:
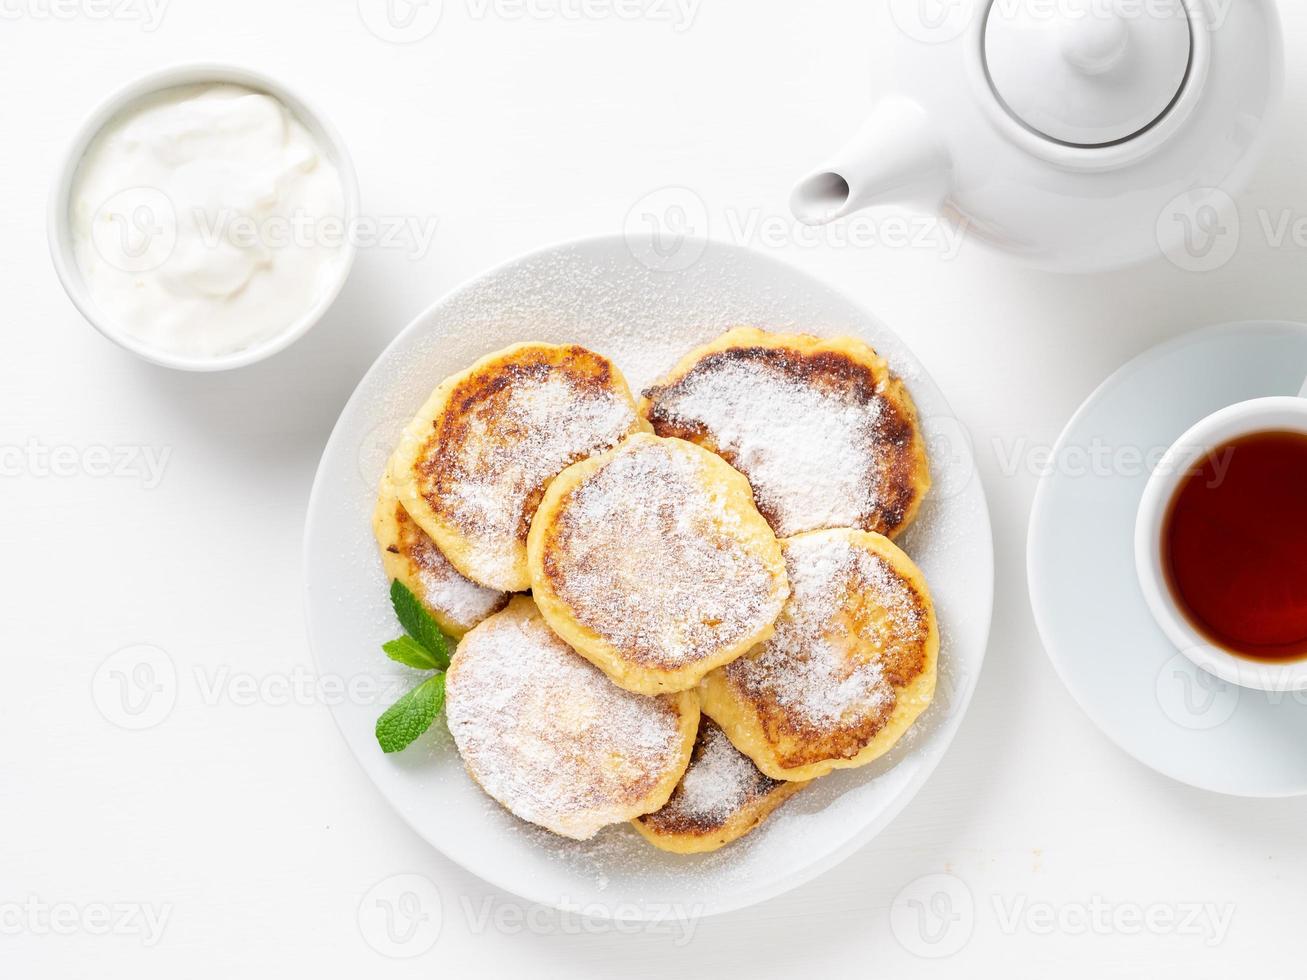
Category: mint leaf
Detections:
[
  {"x1": 383, "y1": 635, "x2": 441, "y2": 671},
  {"x1": 389, "y1": 580, "x2": 452, "y2": 669},
  {"x1": 376, "y1": 673, "x2": 446, "y2": 754}
]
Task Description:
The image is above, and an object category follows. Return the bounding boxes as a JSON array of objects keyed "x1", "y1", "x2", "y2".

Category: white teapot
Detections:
[{"x1": 790, "y1": 0, "x2": 1282, "y2": 271}]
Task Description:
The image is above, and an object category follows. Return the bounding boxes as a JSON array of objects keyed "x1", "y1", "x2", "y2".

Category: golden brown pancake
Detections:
[
  {"x1": 372, "y1": 473, "x2": 510, "y2": 638},
  {"x1": 527, "y1": 433, "x2": 790, "y2": 696},
  {"x1": 445, "y1": 597, "x2": 699, "y2": 841},
  {"x1": 700, "y1": 528, "x2": 938, "y2": 782},
  {"x1": 640, "y1": 327, "x2": 930, "y2": 540},
  {"x1": 633, "y1": 718, "x2": 808, "y2": 853},
  {"x1": 389, "y1": 342, "x2": 646, "y2": 592}
]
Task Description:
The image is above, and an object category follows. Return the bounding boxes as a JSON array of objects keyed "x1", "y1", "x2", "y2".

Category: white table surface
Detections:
[{"x1": 4, "y1": 1, "x2": 1306, "y2": 976}]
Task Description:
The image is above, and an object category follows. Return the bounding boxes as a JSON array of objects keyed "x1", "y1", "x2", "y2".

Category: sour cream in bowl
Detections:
[{"x1": 49, "y1": 65, "x2": 359, "y2": 371}]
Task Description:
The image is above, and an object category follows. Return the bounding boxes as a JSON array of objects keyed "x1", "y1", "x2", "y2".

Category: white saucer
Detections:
[{"x1": 1028, "y1": 320, "x2": 1307, "y2": 798}]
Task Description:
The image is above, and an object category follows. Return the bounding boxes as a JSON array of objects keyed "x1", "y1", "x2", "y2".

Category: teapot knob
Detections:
[
  {"x1": 985, "y1": 0, "x2": 1191, "y2": 145},
  {"x1": 1060, "y1": 10, "x2": 1130, "y2": 76}
]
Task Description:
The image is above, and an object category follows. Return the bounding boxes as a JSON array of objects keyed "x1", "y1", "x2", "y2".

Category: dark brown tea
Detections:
[{"x1": 1162, "y1": 430, "x2": 1307, "y2": 662}]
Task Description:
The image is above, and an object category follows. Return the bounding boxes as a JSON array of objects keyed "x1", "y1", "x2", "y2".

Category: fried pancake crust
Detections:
[
  {"x1": 390, "y1": 342, "x2": 646, "y2": 592},
  {"x1": 700, "y1": 528, "x2": 938, "y2": 782},
  {"x1": 372, "y1": 473, "x2": 510, "y2": 637},
  {"x1": 633, "y1": 718, "x2": 807, "y2": 853},
  {"x1": 640, "y1": 327, "x2": 930, "y2": 540}
]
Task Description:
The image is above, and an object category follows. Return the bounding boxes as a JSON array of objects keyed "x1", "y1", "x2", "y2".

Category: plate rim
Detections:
[
  {"x1": 1026, "y1": 318, "x2": 1307, "y2": 799},
  {"x1": 303, "y1": 233, "x2": 997, "y2": 915}
]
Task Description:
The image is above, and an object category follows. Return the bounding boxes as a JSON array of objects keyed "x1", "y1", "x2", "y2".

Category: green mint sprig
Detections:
[
  {"x1": 376, "y1": 674, "x2": 446, "y2": 754},
  {"x1": 376, "y1": 580, "x2": 455, "y2": 754},
  {"x1": 389, "y1": 579, "x2": 452, "y2": 670}
]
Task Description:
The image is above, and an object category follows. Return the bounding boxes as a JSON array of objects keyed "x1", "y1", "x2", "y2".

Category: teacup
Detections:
[{"x1": 1135, "y1": 382, "x2": 1307, "y2": 693}]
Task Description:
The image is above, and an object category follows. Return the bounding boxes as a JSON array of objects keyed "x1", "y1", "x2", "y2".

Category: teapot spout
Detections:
[{"x1": 790, "y1": 96, "x2": 950, "y2": 226}]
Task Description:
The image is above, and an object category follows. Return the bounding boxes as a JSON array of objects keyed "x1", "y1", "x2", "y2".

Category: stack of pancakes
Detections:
[{"x1": 374, "y1": 328, "x2": 938, "y2": 853}]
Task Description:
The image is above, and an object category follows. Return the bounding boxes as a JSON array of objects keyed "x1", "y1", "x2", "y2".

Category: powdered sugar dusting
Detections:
[
  {"x1": 545, "y1": 436, "x2": 787, "y2": 669},
  {"x1": 407, "y1": 531, "x2": 508, "y2": 631},
  {"x1": 445, "y1": 601, "x2": 690, "y2": 840},
  {"x1": 427, "y1": 362, "x2": 639, "y2": 586},
  {"x1": 727, "y1": 532, "x2": 927, "y2": 729},
  {"x1": 645, "y1": 353, "x2": 888, "y2": 537},
  {"x1": 646, "y1": 719, "x2": 782, "y2": 831}
]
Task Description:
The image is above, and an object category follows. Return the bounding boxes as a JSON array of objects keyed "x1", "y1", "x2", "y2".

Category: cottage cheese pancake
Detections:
[
  {"x1": 390, "y1": 343, "x2": 645, "y2": 592},
  {"x1": 444, "y1": 597, "x2": 698, "y2": 841},
  {"x1": 700, "y1": 528, "x2": 938, "y2": 782},
  {"x1": 633, "y1": 718, "x2": 808, "y2": 854},
  {"x1": 528, "y1": 433, "x2": 789, "y2": 695},
  {"x1": 372, "y1": 473, "x2": 510, "y2": 638},
  {"x1": 640, "y1": 328, "x2": 930, "y2": 539}
]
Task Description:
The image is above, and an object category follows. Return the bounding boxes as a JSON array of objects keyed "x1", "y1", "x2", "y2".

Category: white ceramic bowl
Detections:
[
  {"x1": 48, "y1": 63, "x2": 360, "y2": 372},
  {"x1": 1135, "y1": 395, "x2": 1307, "y2": 693}
]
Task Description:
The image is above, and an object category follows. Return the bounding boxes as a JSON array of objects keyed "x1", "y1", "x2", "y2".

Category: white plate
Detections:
[
  {"x1": 304, "y1": 235, "x2": 994, "y2": 917},
  {"x1": 1028, "y1": 320, "x2": 1307, "y2": 798}
]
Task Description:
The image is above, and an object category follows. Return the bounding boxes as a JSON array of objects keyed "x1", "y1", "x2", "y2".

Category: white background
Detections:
[{"x1": 4, "y1": 0, "x2": 1306, "y2": 976}]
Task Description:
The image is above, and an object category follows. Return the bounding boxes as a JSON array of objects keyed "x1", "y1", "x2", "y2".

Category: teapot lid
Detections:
[{"x1": 983, "y1": 0, "x2": 1192, "y2": 147}]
